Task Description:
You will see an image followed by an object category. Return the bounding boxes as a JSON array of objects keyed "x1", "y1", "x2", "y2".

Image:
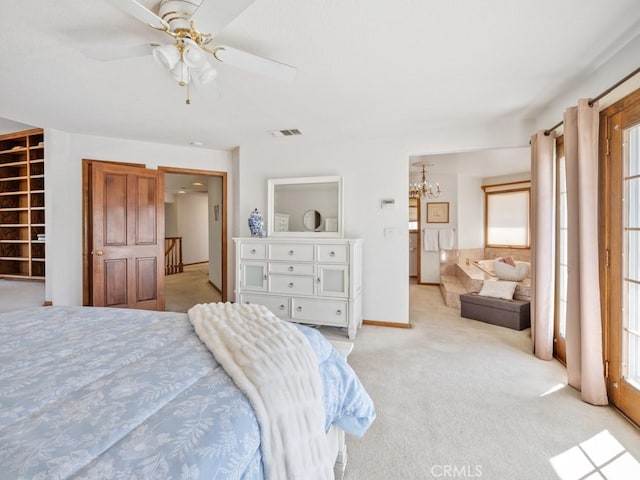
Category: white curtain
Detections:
[
  {"x1": 563, "y1": 99, "x2": 608, "y2": 406},
  {"x1": 530, "y1": 131, "x2": 555, "y2": 360}
]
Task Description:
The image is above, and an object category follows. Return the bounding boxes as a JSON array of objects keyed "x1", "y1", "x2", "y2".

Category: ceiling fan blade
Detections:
[
  {"x1": 108, "y1": 0, "x2": 168, "y2": 30},
  {"x1": 191, "y1": 0, "x2": 256, "y2": 33},
  {"x1": 82, "y1": 43, "x2": 155, "y2": 61},
  {"x1": 214, "y1": 46, "x2": 296, "y2": 82}
]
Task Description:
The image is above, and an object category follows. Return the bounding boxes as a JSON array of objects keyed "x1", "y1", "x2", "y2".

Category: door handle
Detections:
[{"x1": 93, "y1": 249, "x2": 104, "y2": 256}]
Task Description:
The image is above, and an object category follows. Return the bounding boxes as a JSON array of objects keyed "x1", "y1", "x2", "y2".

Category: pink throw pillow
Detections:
[{"x1": 499, "y1": 256, "x2": 516, "y2": 267}]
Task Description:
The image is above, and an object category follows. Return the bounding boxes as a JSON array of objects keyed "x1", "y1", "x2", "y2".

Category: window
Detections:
[{"x1": 483, "y1": 182, "x2": 531, "y2": 248}]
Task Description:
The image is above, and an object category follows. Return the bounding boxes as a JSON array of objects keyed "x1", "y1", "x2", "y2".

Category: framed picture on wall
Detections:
[{"x1": 426, "y1": 202, "x2": 449, "y2": 223}]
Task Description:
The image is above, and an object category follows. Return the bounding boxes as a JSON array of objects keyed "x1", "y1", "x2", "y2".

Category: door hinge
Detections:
[
  {"x1": 605, "y1": 248, "x2": 610, "y2": 268},
  {"x1": 605, "y1": 360, "x2": 609, "y2": 379}
]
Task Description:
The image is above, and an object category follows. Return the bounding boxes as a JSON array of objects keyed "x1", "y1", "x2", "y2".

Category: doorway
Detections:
[
  {"x1": 162, "y1": 169, "x2": 226, "y2": 311},
  {"x1": 160, "y1": 166, "x2": 228, "y2": 307}
]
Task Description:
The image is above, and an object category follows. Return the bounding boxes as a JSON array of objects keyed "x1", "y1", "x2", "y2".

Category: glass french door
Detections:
[
  {"x1": 603, "y1": 90, "x2": 640, "y2": 426},
  {"x1": 554, "y1": 137, "x2": 567, "y2": 364}
]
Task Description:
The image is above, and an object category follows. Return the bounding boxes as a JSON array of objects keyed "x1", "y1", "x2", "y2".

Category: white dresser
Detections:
[{"x1": 234, "y1": 237, "x2": 363, "y2": 339}]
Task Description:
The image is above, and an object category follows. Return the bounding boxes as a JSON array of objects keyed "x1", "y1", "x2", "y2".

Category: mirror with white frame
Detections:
[{"x1": 267, "y1": 176, "x2": 343, "y2": 237}]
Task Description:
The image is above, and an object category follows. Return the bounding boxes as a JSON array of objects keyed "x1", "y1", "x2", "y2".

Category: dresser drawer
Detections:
[
  {"x1": 270, "y1": 275, "x2": 315, "y2": 295},
  {"x1": 239, "y1": 293, "x2": 290, "y2": 317},
  {"x1": 291, "y1": 298, "x2": 348, "y2": 327},
  {"x1": 241, "y1": 243, "x2": 266, "y2": 260},
  {"x1": 269, "y1": 244, "x2": 314, "y2": 262},
  {"x1": 269, "y1": 262, "x2": 315, "y2": 275},
  {"x1": 317, "y1": 244, "x2": 348, "y2": 263}
]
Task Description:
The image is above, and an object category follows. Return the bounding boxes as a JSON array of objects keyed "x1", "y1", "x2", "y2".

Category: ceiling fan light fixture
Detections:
[
  {"x1": 182, "y1": 40, "x2": 206, "y2": 68},
  {"x1": 195, "y1": 64, "x2": 218, "y2": 84},
  {"x1": 152, "y1": 43, "x2": 180, "y2": 70},
  {"x1": 170, "y1": 61, "x2": 191, "y2": 85}
]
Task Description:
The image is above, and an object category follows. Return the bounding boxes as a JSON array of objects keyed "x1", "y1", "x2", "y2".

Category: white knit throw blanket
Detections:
[{"x1": 188, "y1": 302, "x2": 333, "y2": 480}]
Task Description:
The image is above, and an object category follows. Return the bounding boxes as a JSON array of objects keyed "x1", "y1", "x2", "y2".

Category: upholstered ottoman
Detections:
[{"x1": 460, "y1": 293, "x2": 530, "y2": 330}]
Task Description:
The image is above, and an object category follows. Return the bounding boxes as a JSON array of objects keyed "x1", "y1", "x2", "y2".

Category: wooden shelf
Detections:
[
  {"x1": 0, "y1": 176, "x2": 28, "y2": 182},
  {"x1": 0, "y1": 128, "x2": 45, "y2": 280},
  {"x1": 0, "y1": 147, "x2": 27, "y2": 155},
  {"x1": 0, "y1": 161, "x2": 28, "y2": 168},
  {"x1": 0, "y1": 190, "x2": 28, "y2": 197}
]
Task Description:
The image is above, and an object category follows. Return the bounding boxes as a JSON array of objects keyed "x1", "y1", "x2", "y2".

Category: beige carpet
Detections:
[
  {"x1": 0, "y1": 265, "x2": 220, "y2": 314},
  {"x1": 164, "y1": 263, "x2": 221, "y2": 313},
  {"x1": 342, "y1": 283, "x2": 640, "y2": 480},
  {"x1": 0, "y1": 279, "x2": 45, "y2": 312}
]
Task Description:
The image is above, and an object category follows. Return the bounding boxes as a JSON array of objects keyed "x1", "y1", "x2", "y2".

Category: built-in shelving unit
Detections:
[{"x1": 0, "y1": 128, "x2": 45, "y2": 280}]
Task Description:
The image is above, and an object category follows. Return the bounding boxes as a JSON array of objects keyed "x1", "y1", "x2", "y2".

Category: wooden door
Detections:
[
  {"x1": 91, "y1": 162, "x2": 165, "y2": 310},
  {"x1": 602, "y1": 89, "x2": 640, "y2": 426}
]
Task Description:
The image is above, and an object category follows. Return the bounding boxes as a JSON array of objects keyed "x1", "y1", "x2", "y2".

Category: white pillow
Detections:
[
  {"x1": 493, "y1": 260, "x2": 530, "y2": 281},
  {"x1": 477, "y1": 280, "x2": 518, "y2": 300}
]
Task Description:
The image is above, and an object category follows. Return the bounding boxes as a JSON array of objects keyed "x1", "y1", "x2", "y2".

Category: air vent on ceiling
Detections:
[{"x1": 269, "y1": 128, "x2": 302, "y2": 137}]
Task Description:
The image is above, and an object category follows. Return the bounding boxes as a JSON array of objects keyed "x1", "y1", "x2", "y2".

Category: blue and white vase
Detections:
[{"x1": 248, "y1": 208, "x2": 265, "y2": 237}]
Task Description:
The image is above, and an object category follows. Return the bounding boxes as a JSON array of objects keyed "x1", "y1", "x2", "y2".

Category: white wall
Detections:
[
  {"x1": 457, "y1": 175, "x2": 484, "y2": 249},
  {"x1": 176, "y1": 192, "x2": 209, "y2": 265},
  {"x1": 41, "y1": 37, "x2": 640, "y2": 318},
  {"x1": 482, "y1": 172, "x2": 531, "y2": 185},
  {"x1": 44, "y1": 130, "x2": 233, "y2": 306},
  {"x1": 165, "y1": 200, "x2": 178, "y2": 237},
  {"x1": 238, "y1": 138, "x2": 410, "y2": 324}
]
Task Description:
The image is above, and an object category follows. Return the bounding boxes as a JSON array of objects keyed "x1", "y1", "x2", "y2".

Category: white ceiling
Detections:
[
  {"x1": 165, "y1": 173, "x2": 211, "y2": 195},
  {"x1": 1, "y1": 1, "x2": 640, "y2": 151}
]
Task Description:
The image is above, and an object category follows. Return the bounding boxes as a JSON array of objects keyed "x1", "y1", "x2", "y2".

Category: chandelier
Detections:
[{"x1": 409, "y1": 162, "x2": 441, "y2": 199}]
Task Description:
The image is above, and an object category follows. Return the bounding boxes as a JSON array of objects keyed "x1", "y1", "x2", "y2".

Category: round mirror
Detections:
[{"x1": 302, "y1": 209, "x2": 322, "y2": 231}]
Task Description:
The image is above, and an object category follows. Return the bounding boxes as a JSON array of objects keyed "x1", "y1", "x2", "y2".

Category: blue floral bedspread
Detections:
[{"x1": 0, "y1": 306, "x2": 375, "y2": 480}]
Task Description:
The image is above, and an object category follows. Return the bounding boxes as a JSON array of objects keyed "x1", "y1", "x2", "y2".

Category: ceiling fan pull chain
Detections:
[{"x1": 186, "y1": 80, "x2": 191, "y2": 105}]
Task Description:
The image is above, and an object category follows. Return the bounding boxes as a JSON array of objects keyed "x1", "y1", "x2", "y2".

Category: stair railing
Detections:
[{"x1": 165, "y1": 237, "x2": 183, "y2": 275}]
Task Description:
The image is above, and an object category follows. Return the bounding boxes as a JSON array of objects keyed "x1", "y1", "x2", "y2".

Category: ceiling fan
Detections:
[{"x1": 93, "y1": 0, "x2": 296, "y2": 103}]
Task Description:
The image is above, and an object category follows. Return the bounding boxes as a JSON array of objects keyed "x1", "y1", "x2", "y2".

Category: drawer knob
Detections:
[
  {"x1": 288, "y1": 266, "x2": 294, "y2": 272},
  {"x1": 336, "y1": 309, "x2": 342, "y2": 315},
  {"x1": 279, "y1": 304, "x2": 285, "y2": 310},
  {"x1": 250, "y1": 248, "x2": 256, "y2": 254},
  {"x1": 297, "y1": 306, "x2": 303, "y2": 312},
  {"x1": 330, "y1": 251, "x2": 335, "y2": 257},
  {"x1": 288, "y1": 282, "x2": 294, "y2": 288},
  {"x1": 288, "y1": 250, "x2": 294, "y2": 255}
]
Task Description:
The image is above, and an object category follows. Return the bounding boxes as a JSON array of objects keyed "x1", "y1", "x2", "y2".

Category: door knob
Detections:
[{"x1": 94, "y1": 250, "x2": 104, "y2": 256}]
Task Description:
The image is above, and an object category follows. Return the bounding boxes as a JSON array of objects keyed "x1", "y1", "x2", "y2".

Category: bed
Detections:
[{"x1": 0, "y1": 305, "x2": 375, "y2": 479}]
